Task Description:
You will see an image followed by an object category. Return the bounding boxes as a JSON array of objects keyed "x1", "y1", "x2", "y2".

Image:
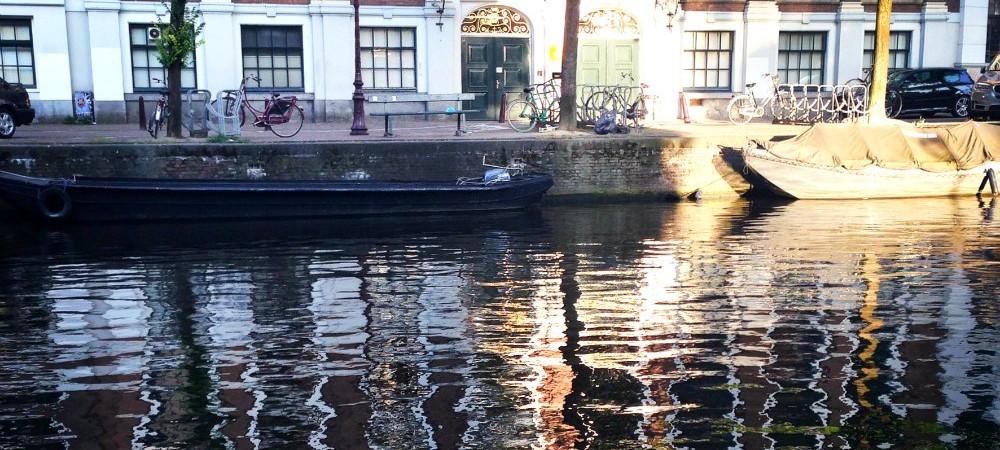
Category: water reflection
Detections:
[{"x1": 1, "y1": 198, "x2": 999, "y2": 449}]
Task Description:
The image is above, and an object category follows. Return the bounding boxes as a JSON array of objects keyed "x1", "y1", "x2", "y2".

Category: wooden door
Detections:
[
  {"x1": 461, "y1": 37, "x2": 530, "y2": 120},
  {"x1": 577, "y1": 39, "x2": 639, "y2": 86}
]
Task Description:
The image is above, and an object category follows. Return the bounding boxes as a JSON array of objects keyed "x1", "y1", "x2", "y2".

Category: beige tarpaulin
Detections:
[{"x1": 764, "y1": 121, "x2": 1000, "y2": 172}]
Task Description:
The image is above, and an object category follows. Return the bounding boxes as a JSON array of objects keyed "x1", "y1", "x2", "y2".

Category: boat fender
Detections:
[{"x1": 38, "y1": 186, "x2": 72, "y2": 219}]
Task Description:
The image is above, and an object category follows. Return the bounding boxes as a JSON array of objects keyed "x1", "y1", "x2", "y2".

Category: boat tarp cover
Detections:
[{"x1": 763, "y1": 121, "x2": 1000, "y2": 172}]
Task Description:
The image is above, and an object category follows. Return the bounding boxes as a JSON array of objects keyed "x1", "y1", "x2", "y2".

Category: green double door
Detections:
[
  {"x1": 578, "y1": 39, "x2": 639, "y2": 86},
  {"x1": 461, "y1": 36, "x2": 530, "y2": 121}
]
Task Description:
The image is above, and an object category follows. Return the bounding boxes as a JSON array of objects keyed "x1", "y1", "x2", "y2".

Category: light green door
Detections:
[{"x1": 578, "y1": 39, "x2": 639, "y2": 86}]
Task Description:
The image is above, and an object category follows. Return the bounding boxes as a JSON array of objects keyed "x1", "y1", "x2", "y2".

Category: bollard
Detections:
[
  {"x1": 138, "y1": 96, "x2": 146, "y2": 130},
  {"x1": 498, "y1": 91, "x2": 506, "y2": 123}
]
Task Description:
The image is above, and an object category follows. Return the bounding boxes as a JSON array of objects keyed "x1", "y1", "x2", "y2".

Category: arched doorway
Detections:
[
  {"x1": 578, "y1": 9, "x2": 640, "y2": 86},
  {"x1": 460, "y1": 6, "x2": 531, "y2": 120}
]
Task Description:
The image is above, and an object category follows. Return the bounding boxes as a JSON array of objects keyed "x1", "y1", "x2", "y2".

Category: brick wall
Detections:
[{"x1": 0, "y1": 138, "x2": 747, "y2": 200}]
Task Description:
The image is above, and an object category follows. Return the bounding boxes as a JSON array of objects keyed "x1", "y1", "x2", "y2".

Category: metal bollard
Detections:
[
  {"x1": 138, "y1": 96, "x2": 146, "y2": 130},
  {"x1": 498, "y1": 91, "x2": 506, "y2": 123}
]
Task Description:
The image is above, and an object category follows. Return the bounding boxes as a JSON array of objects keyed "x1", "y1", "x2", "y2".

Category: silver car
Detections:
[{"x1": 971, "y1": 53, "x2": 1000, "y2": 120}]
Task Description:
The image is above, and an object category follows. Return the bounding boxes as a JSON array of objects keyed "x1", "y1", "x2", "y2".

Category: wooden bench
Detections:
[{"x1": 367, "y1": 93, "x2": 479, "y2": 137}]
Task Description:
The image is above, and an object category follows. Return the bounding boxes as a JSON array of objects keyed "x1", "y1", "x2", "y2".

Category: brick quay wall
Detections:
[{"x1": 0, "y1": 136, "x2": 751, "y2": 202}]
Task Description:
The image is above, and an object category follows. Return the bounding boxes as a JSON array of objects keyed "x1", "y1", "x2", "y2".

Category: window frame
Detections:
[
  {"x1": 240, "y1": 25, "x2": 305, "y2": 92},
  {"x1": 863, "y1": 30, "x2": 911, "y2": 70},
  {"x1": 0, "y1": 18, "x2": 36, "y2": 88},
  {"x1": 129, "y1": 23, "x2": 197, "y2": 92},
  {"x1": 777, "y1": 31, "x2": 826, "y2": 85},
  {"x1": 682, "y1": 30, "x2": 733, "y2": 91},
  {"x1": 360, "y1": 26, "x2": 417, "y2": 91}
]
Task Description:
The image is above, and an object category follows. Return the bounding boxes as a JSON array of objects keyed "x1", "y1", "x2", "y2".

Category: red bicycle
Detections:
[{"x1": 217, "y1": 74, "x2": 304, "y2": 138}]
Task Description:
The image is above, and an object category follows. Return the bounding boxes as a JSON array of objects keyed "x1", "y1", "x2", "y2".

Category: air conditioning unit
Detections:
[{"x1": 147, "y1": 27, "x2": 161, "y2": 41}]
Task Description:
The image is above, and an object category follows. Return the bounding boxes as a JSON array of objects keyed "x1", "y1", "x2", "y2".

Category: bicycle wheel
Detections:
[
  {"x1": 582, "y1": 91, "x2": 610, "y2": 125},
  {"x1": 588, "y1": 91, "x2": 623, "y2": 126},
  {"x1": 727, "y1": 94, "x2": 754, "y2": 125},
  {"x1": 886, "y1": 90, "x2": 903, "y2": 118},
  {"x1": 266, "y1": 102, "x2": 304, "y2": 137},
  {"x1": 506, "y1": 99, "x2": 537, "y2": 132},
  {"x1": 148, "y1": 105, "x2": 162, "y2": 138}
]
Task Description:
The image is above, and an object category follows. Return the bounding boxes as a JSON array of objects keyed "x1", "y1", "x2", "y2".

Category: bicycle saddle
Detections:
[
  {"x1": 523, "y1": 86, "x2": 535, "y2": 93},
  {"x1": 271, "y1": 92, "x2": 282, "y2": 98},
  {"x1": 746, "y1": 82, "x2": 756, "y2": 89}
]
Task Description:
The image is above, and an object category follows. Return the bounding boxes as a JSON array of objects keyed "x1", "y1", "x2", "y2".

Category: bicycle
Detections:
[
  {"x1": 726, "y1": 73, "x2": 791, "y2": 125},
  {"x1": 582, "y1": 73, "x2": 649, "y2": 130},
  {"x1": 506, "y1": 79, "x2": 560, "y2": 133},
  {"x1": 147, "y1": 77, "x2": 169, "y2": 138},
  {"x1": 216, "y1": 74, "x2": 305, "y2": 138}
]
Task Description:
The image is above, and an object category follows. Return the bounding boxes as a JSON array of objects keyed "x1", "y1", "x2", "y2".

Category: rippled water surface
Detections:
[{"x1": 2, "y1": 198, "x2": 1000, "y2": 449}]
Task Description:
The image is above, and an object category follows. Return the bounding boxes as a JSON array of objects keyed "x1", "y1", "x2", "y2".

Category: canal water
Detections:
[{"x1": 1, "y1": 198, "x2": 999, "y2": 449}]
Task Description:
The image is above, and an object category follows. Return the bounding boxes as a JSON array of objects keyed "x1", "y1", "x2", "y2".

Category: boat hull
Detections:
[
  {"x1": 0, "y1": 170, "x2": 554, "y2": 222},
  {"x1": 743, "y1": 149, "x2": 1000, "y2": 199}
]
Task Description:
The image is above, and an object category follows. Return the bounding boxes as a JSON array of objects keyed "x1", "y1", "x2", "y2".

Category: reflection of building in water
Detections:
[
  {"x1": 45, "y1": 266, "x2": 154, "y2": 448},
  {"x1": 305, "y1": 259, "x2": 370, "y2": 449},
  {"x1": 201, "y1": 268, "x2": 264, "y2": 449}
]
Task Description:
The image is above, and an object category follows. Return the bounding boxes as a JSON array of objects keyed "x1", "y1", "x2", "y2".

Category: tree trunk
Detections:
[
  {"x1": 868, "y1": 0, "x2": 893, "y2": 121},
  {"x1": 167, "y1": 0, "x2": 186, "y2": 138},
  {"x1": 558, "y1": 0, "x2": 581, "y2": 130}
]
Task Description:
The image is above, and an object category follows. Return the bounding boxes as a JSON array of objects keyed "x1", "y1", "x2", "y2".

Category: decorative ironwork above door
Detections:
[
  {"x1": 461, "y1": 6, "x2": 529, "y2": 35},
  {"x1": 579, "y1": 9, "x2": 640, "y2": 36}
]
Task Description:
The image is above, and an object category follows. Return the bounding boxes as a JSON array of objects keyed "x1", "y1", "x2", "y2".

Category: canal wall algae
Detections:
[{"x1": 0, "y1": 136, "x2": 748, "y2": 202}]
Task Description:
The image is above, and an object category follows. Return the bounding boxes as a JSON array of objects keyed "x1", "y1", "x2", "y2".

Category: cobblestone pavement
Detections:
[{"x1": 2, "y1": 116, "x2": 815, "y2": 145}]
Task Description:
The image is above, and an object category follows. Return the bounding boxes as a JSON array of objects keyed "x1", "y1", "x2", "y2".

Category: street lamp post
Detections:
[{"x1": 350, "y1": 0, "x2": 368, "y2": 135}]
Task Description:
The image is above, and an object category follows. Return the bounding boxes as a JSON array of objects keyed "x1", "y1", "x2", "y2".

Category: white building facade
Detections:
[{"x1": 0, "y1": 0, "x2": 992, "y2": 124}]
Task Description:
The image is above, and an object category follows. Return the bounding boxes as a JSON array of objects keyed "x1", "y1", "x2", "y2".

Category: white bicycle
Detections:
[{"x1": 726, "y1": 73, "x2": 791, "y2": 124}]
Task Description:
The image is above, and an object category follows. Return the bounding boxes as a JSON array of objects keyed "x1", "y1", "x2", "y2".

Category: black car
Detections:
[
  {"x1": 884, "y1": 68, "x2": 973, "y2": 118},
  {"x1": 0, "y1": 77, "x2": 35, "y2": 139}
]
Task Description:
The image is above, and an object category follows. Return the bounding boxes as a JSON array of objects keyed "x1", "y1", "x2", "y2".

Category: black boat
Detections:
[{"x1": 0, "y1": 163, "x2": 553, "y2": 222}]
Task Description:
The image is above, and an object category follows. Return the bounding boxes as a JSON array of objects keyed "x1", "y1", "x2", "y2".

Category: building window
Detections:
[
  {"x1": 0, "y1": 18, "x2": 35, "y2": 87},
  {"x1": 361, "y1": 27, "x2": 416, "y2": 90},
  {"x1": 777, "y1": 31, "x2": 825, "y2": 85},
  {"x1": 682, "y1": 31, "x2": 732, "y2": 90},
  {"x1": 241, "y1": 25, "x2": 304, "y2": 90},
  {"x1": 129, "y1": 24, "x2": 196, "y2": 91},
  {"x1": 863, "y1": 31, "x2": 911, "y2": 70}
]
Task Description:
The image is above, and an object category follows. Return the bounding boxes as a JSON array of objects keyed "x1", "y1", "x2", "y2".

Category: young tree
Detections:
[
  {"x1": 154, "y1": 1, "x2": 204, "y2": 138},
  {"x1": 558, "y1": 0, "x2": 581, "y2": 130}
]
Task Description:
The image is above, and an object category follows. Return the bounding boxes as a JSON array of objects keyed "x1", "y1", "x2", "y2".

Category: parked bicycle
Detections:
[
  {"x1": 506, "y1": 79, "x2": 560, "y2": 133},
  {"x1": 147, "y1": 77, "x2": 169, "y2": 138},
  {"x1": 727, "y1": 73, "x2": 791, "y2": 125},
  {"x1": 216, "y1": 74, "x2": 305, "y2": 138},
  {"x1": 581, "y1": 73, "x2": 649, "y2": 129}
]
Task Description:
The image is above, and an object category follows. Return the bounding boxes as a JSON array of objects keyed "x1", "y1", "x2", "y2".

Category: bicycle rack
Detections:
[{"x1": 184, "y1": 89, "x2": 212, "y2": 137}]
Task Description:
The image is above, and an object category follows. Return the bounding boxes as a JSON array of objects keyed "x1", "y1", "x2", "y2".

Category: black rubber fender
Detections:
[{"x1": 37, "y1": 186, "x2": 72, "y2": 220}]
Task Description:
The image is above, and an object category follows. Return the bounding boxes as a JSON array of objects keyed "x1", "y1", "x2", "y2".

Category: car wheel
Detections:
[
  {"x1": 952, "y1": 96, "x2": 970, "y2": 118},
  {"x1": 0, "y1": 110, "x2": 15, "y2": 139}
]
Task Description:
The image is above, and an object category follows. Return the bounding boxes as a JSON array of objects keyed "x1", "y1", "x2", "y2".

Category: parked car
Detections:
[
  {"x1": 971, "y1": 53, "x2": 1000, "y2": 120},
  {"x1": 0, "y1": 77, "x2": 35, "y2": 138},
  {"x1": 884, "y1": 67, "x2": 973, "y2": 119}
]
